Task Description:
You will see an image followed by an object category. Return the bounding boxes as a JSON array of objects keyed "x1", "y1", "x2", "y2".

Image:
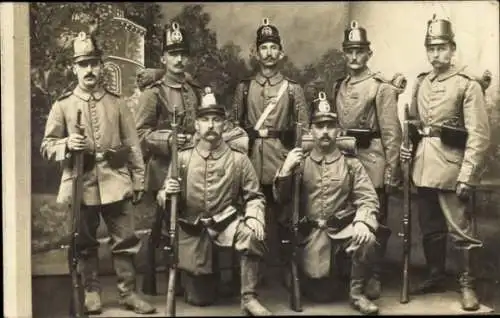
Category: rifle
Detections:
[
  {"x1": 288, "y1": 122, "x2": 303, "y2": 312},
  {"x1": 165, "y1": 105, "x2": 180, "y2": 316},
  {"x1": 68, "y1": 109, "x2": 89, "y2": 318},
  {"x1": 399, "y1": 104, "x2": 412, "y2": 304}
]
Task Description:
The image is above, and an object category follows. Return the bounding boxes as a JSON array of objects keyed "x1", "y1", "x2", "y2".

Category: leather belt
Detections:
[
  {"x1": 94, "y1": 152, "x2": 106, "y2": 162},
  {"x1": 420, "y1": 126, "x2": 441, "y2": 137},
  {"x1": 179, "y1": 210, "x2": 239, "y2": 236}
]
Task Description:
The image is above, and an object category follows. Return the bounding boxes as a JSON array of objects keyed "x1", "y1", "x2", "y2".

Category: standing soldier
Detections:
[
  {"x1": 329, "y1": 20, "x2": 406, "y2": 299},
  {"x1": 273, "y1": 92, "x2": 383, "y2": 315},
  {"x1": 135, "y1": 21, "x2": 202, "y2": 195},
  {"x1": 156, "y1": 88, "x2": 272, "y2": 316},
  {"x1": 40, "y1": 31, "x2": 155, "y2": 314},
  {"x1": 231, "y1": 18, "x2": 310, "y2": 271},
  {"x1": 400, "y1": 15, "x2": 490, "y2": 311}
]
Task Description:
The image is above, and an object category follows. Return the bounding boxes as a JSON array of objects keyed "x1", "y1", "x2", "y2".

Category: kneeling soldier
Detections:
[
  {"x1": 157, "y1": 87, "x2": 272, "y2": 316},
  {"x1": 273, "y1": 92, "x2": 382, "y2": 315}
]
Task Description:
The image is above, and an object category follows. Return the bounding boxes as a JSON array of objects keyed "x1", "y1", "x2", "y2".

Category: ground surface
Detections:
[{"x1": 32, "y1": 264, "x2": 497, "y2": 318}]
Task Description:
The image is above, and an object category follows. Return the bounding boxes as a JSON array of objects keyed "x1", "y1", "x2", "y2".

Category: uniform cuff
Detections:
[
  {"x1": 245, "y1": 208, "x2": 265, "y2": 226},
  {"x1": 55, "y1": 138, "x2": 70, "y2": 161},
  {"x1": 457, "y1": 163, "x2": 474, "y2": 185},
  {"x1": 353, "y1": 209, "x2": 379, "y2": 233}
]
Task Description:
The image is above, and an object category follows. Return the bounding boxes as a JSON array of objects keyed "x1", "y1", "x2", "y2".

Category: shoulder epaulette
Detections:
[
  {"x1": 185, "y1": 73, "x2": 201, "y2": 88},
  {"x1": 228, "y1": 144, "x2": 246, "y2": 154},
  {"x1": 341, "y1": 149, "x2": 357, "y2": 157},
  {"x1": 56, "y1": 90, "x2": 73, "y2": 101},
  {"x1": 179, "y1": 144, "x2": 195, "y2": 153},
  {"x1": 240, "y1": 78, "x2": 252, "y2": 84},
  {"x1": 284, "y1": 76, "x2": 298, "y2": 84},
  {"x1": 105, "y1": 88, "x2": 121, "y2": 98},
  {"x1": 417, "y1": 71, "x2": 431, "y2": 79}
]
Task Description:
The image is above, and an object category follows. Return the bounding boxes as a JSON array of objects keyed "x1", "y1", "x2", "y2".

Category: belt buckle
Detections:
[
  {"x1": 258, "y1": 129, "x2": 269, "y2": 138},
  {"x1": 200, "y1": 217, "x2": 214, "y2": 227},
  {"x1": 95, "y1": 152, "x2": 105, "y2": 162},
  {"x1": 422, "y1": 126, "x2": 431, "y2": 136},
  {"x1": 317, "y1": 219, "x2": 327, "y2": 229}
]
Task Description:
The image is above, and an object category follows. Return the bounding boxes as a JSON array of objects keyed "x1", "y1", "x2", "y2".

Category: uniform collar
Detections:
[
  {"x1": 346, "y1": 68, "x2": 375, "y2": 85},
  {"x1": 162, "y1": 71, "x2": 186, "y2": 89},
  {"x1": 73, "y1": 85, "x2": 106, "y2": 101},
  {"x1": 255, "y1": 71, "x2": 285, "y2": 86},
  {"x1": 195, "y1": 139, "x2": 229, "y2": 160},
  {"x1": 309, "y1": 147, "x2": 342, "y2": 164},
  {"x1": 428, "y1": 65, "x2": 462, "y2": 82}
]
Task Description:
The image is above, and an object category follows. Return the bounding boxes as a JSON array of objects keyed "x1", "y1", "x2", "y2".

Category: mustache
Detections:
[
  {"x1": 204, "y1": 130, "x2": 219, "y2": 136},
  {"x1": 320, "y1": 136, "x2": 331, "y2": 141},
  {"x1": 84, "y1": 74, "x2": 96, "y2": 79}
]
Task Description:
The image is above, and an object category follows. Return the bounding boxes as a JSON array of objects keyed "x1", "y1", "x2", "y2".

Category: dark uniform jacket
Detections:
[
  {"x1": 134, "y1": 71, "x2": 201, "y2": 192},
  {"x1": 231, "y1": 72, "x2": 310, "y2": 184}
]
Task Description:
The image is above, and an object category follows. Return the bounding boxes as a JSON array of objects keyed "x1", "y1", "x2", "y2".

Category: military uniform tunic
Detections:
[
  {"x1": 273, "y1": 148, "x2": 379, "y2": 278},
  {"x1": 409, "y1": 65, "x2": 490, "y2": 248},
  {"x1": 41, "y1": 86, "x2": 145, "y2": 206},
  {"x1": 40, "y1": 85, "x2": 144, "y2": 256},
  {"x1": 334, "y1": 69, "x2": 402, "y2": 188},
  {"x1": 231, "y1": 72, "x2": 310, "y2": 185},
  {"x1": 165, "y1": 141, "x2": 266, "y2": 275},
  {"x1": 411, "y1": 66, "x2": 490, "y2": 189},
  {"x1": 135, "y1": 72, "x2": 201, "y2": 192}
]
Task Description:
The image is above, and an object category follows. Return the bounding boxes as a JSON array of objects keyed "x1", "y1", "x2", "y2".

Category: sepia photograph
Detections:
[{"x1": 2, "y1": 1, "x2": 499, "y2": 317}]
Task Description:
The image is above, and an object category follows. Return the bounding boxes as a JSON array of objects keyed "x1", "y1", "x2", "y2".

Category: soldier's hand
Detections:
[
  {"x1": 245, "y1": 218, "x2": 265, "y2": 241},
  {"x1": 164, "y1": 178, "x2": 181, "y2": 195},
  {"x1": 281, "y1": 147, "x2": 304, "y2": 175},
  {"x1": 156, "y1": 189, "x2": 168, "y2": 209},
  {"x1": 400, "y1": 143, "x2": 413, "y2": 162},
  {"x1": 167, "y1": 133, "x2": 189, "y2": 147},
  {"x1": 352, "y1": 222, "x2": 376, "y2": 246},
  {"x1": 132, "y1": 190, "x2": 144, "y2": 205},
  {"x1": 456, "y1": 182, "x2": 472, "y2": 202},
  {"x1": 67, "y1": 133, "x2": 88, "y2": 151}
]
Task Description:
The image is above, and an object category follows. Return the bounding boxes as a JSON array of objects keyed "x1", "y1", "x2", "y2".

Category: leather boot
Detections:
[
  {"x1": 365, "y1": 225, "x2": 391, "y2": 300},
  {"x1": 81, "y1": 252, "x2": 102, "y2": 314},
  {"x1": 411, "y1": 234, "x2": 447, "y2": 295},
  {"x1": 350, "y1": 279, "x2": 379, "y2": 315},
  {"x1": 113, "y1": 254, "x2": 156, "y2": 314},
  {"x1": 240, "y1": 255, "x2": 272, "y2": 316},
  {"x1": 364, "y1": 274, "x2": 381, "y2": 301},
  {"x1": 458, "y1": 249, "x2": 480, "y2": 311}
]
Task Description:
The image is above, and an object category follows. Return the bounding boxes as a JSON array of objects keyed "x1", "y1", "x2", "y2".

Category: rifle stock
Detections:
[
  {"x1": 400, "y1": 104, "x2": 412, "y2": 304},
  {"x1": 289, "y1": 122, "x2": 303, "y2": 312},
  {"x1": 165, "y1": 106, "x2": 180, "y2": 317},
  {"x1": 69, "y1": 109, "x2": 89, "y2": 318}
]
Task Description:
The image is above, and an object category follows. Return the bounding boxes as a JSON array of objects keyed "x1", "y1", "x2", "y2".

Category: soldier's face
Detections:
[
  {"x1": 163, "y1": 51, "x2": 189, "y2": 75},
  {"x1": 311, "y1": 121, "x2": 338, "y2": 148},
  {"x1": 426, "y1": 43, "x2": 455, "y2": 69},
  {"x1": 343, "y1": 47, "x2": 372, "y2": 71},
  {"x1": 73, "y1": 59, "x2": 102, "y2": 90},
  {"x1": 256, "y1": 42, "x2": 283, "y2": 67},
  {"x1": 195, "y1": 114, "x2": 225, "y2": 143}
]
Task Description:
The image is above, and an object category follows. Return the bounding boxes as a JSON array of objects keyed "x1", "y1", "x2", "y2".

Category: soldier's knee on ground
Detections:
[{"x1": 234, "y1": 221, "x2": 267, "y2": 257}]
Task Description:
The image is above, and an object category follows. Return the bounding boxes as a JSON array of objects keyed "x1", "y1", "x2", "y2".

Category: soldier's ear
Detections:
[
  {"x1": 160, "y1": 54, "x2": 167, "y2": 65},
  {"x1": 278, "y1": 51, "x2": 285, "y2": 61},
  {"x1": 72, "y1": 64, "x2": 77, "y2": 76},
  {"x1": 250, "y1": 44, "x2": 260, "y2": 60}
]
